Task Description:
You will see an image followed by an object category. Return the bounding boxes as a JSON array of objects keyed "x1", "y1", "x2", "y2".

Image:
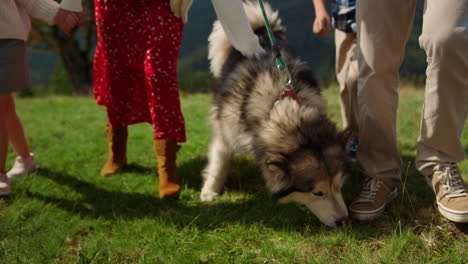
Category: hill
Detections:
[
  {"x1": 29, "y1": 0, "x2": 427, "y2": 86},
  {"x1": 179, "y1": 0, "x2": 427, "y2": 82}
]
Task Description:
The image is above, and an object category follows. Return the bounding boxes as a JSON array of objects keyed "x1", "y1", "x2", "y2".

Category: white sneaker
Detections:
[
  {"x1": 7, "y1": 153, "x2": 38, "y2": 178},
  {"x1": 0, "y1": 173, "x2": 10, "y2": 196}
]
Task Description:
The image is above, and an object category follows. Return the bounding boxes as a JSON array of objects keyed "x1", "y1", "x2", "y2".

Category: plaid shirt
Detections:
[{"x1": 331, "y1": 0, "x2": 356, "y2": 33}]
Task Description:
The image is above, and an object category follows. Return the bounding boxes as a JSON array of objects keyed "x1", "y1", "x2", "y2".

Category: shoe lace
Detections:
[
  {"x1": 13, "y1": 156, "x2": 33, "y2": 170},
  {"x1": 355, "y1": 178, "x2": 382, "y2": 203},
  {"x1": 437, "y1": 163, "x2": 468, "y2": 198}
]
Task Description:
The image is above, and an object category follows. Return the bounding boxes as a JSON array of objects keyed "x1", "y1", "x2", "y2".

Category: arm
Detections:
[
  {"x1": 55, "y1": 0, "x2": 85, "y2": 35},
  {"x1": 16, "y1": 0, "x2": 59, "y2": 24},
  {"x1": 211, "y1": 0, "x2": 265, "y2": 57},
  {"x1": 312, "y1": 0, "x2": 331, "y2": 37},
  {"x1": 17, "y1": 0, "x2": 84, "y2": 36}
]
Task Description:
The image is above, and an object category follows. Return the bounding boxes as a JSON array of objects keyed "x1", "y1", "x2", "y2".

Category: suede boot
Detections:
[
  {"x1": 154, "y1": 139, "x2": 181, "y2": 198},
  {"x1": 100, "y1": 124, "x2": 128, "y2": 176}
]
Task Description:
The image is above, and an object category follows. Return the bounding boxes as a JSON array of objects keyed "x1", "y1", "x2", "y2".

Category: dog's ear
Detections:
[{"x1": 338, "y1": 128, "x2": 353, "y2": 148}]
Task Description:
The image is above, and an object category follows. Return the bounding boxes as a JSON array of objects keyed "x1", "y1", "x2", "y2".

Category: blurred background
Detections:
[{"x1": 26, "y1": 0, "x2": 427, "y2": 96}]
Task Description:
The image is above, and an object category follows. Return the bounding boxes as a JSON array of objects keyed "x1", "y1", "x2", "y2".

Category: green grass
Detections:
[{"x1": 1, "y1": 87, "x2": 467, "y2": 263}]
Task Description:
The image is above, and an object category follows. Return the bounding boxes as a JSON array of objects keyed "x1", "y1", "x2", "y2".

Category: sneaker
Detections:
[
  {"x1": 349, "y1": 177, "x2": 398, "y2": 221},
  {"x1": 0, "y1": 173, "x2": 10, "y2": 196},
  {"x1": 426, "y1": 163, "x2": 468, "y2": 223},
  {"x1": 7, "y1": 153, "x2": 38, "y2": 178}
]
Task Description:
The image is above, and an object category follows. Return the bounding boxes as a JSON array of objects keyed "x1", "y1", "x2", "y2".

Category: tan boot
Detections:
[
  {"x1": 100, "y1": 124, "x2": 128, "y2": 176},
  {"x1": 154, "y1": 139, "x2": 181, "y2": 198}
]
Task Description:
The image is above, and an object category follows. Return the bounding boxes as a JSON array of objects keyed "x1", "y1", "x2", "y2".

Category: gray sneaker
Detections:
[
  {"x1": 426, "y1": 163, "x2": 468, "y2": 223},
  {"x1": 349, "y1": 177, "x2": 398, "y2": 221},
  {"x1": 0, "y1": 173, "x2": 10, "y2": 196}
]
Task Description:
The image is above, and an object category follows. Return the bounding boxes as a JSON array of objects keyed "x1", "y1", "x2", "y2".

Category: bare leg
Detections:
[
  {"x1": 5, "y1": 95, "x2": 30, "y2": 158},
  {"x1": 0, "y1": 95, "x2": 10, "y2": 173}
]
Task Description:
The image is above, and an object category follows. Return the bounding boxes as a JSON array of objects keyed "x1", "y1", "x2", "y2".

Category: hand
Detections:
[
  {"x1": 54, "y1": 8, "x2": 85, "y2": 36},
  {"x1": 170, "y1": 0, "x2": 193, "y2": 23},
  {"x1": 312, "y1": 11, "x2": 331, "y2": 38}
]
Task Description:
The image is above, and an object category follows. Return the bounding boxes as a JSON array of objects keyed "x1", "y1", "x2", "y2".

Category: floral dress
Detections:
[{"x1": 93, "y1": 0, "x2": 186, "y2": 142}]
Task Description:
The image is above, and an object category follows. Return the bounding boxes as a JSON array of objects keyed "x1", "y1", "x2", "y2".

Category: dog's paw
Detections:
[{"x1": 200, "y1": 190, "x2": 220, "y2": 202}]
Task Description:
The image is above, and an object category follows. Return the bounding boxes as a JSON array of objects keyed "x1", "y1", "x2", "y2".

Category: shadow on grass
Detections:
[
  {"x1": 121, "y1": 163, "x2": 154, "y2": 175},
  {"x1": 22, "y1": 152, "x2": 467, "y2": 237},
  {"x1": 331, "y1": 153, "x2": 467, "y2": 236},
  {"x1": 25, "y1": 167, "x2": 321, "y2": 233},
  {"x1": 178, "y1": 155, "x2": 263, "y2": 193}
]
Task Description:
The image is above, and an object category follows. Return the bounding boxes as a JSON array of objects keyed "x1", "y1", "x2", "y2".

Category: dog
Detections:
[{"x1": 200, "y1": 1, "x2": 351, "y2": 227}]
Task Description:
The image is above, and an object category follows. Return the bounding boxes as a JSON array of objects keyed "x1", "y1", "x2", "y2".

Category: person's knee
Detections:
[{"x1": 419, "y1": 28, "x2": 467, "y2": 57}]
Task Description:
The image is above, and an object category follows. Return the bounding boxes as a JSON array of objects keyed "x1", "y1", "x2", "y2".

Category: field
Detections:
[{"x1": 1, "y1": 87, "x2": 467, "y2": 263}]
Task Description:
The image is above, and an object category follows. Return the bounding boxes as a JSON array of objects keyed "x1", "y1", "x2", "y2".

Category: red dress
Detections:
[{"x1": 93, "y1": 0, "x2": 186, "y2": 142}]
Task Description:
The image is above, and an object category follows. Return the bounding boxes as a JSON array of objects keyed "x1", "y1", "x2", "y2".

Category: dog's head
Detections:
[
  {"x1": 257, "y1": 101, "x2": 352, "y2": 227},
  {"x1": 266, "y1": 145, "x2": 349, "y2": 227}
]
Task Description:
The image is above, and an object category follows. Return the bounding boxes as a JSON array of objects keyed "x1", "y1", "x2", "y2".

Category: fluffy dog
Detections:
[{"x1": 201, "y1": 1, "x2": 351, "y2": 227}]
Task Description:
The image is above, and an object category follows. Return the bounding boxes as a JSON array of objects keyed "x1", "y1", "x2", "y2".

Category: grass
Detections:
[{"x1": 1, "y1": 86, "x2": 467, "y2": 263}]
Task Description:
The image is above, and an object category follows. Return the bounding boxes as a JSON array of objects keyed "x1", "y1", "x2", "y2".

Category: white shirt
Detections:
[{"x1": 0, "y1": 0, "x2": 82, "y2": 41}]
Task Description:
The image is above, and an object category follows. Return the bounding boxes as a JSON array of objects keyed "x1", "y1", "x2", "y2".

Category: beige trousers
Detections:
[
  {"x1": 356, "y1": 0, "x2": 468, "y2": 180},
  {"x1": 335, "y1": 29, "x2": 359, "y2": 135}
]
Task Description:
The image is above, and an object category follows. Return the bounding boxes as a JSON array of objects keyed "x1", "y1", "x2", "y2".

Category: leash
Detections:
[{"x1": 256, "y1": 0, "x2": 299, "y2": 103}]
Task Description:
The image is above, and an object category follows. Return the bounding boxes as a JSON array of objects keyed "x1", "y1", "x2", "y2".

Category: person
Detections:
[
  {"x1": 349, "y1": 0, "x2": 468, "y2": 223},
  {"x1": 94, "y1": 0, "x2": 195, "y2": 199},
  {"x1": 0, "y1": 0, "x2": 83, "y2": 196},
  {"x1": 311, "y1": 0, "x2": 359, "y2": 158}
]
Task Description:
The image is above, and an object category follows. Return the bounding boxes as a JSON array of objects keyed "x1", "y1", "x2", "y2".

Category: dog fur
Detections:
[{"x1": 201, "y1": 1, "x2": 351, "y2": 227}]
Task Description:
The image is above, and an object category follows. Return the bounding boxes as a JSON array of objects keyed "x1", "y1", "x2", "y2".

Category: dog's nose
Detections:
[{"x1": 335, "y1": 216, "x2": 350, "y2": 227}]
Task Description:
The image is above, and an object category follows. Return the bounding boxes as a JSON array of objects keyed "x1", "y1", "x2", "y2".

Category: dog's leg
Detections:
[{"x1": 200, "y1": 132, "x2": 231, "y2": 202}]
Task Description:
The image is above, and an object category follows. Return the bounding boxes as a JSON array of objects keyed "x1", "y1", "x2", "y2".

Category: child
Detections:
[
  {"x1": 0, "y1": 0, "x2": 83, "y2": 195},
  {"x1": 311, "y1": 0, "x2": 359, "y2": 157}
]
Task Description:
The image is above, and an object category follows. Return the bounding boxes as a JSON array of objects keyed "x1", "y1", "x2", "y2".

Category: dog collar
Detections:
[{"x1": 278, "y1": 88, "x2": 300, "y2": 103}]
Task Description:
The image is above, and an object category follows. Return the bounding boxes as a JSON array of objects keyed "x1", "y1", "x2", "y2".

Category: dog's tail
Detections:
[{"x1": 208, "y1": 1, "x2": 285, "y2": 78}]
